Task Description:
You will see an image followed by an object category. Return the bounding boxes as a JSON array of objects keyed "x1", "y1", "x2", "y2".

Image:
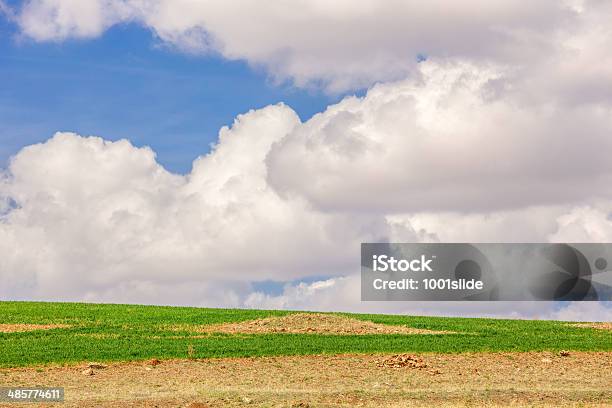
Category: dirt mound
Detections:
[
  {"x1": 571, "y1": 322, "x2": 612, "y2": 331},
  {"x1": 0, "y1": 323, "x2": 70, "y2": 333},
  {"x1": 199, "y1": 313, "x2": 449, "y2": 335},
  {"x1": 376, "y1": 354, "x2": 428, "y2": 369}
]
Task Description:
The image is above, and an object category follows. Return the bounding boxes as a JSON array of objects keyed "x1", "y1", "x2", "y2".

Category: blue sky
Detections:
[{"x1": 0, "y1": 18, "x2": 348, "y2": 174}]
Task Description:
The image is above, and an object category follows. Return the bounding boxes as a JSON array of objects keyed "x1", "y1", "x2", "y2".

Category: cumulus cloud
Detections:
[
  {"x1": 8, "y1": 0, "x2": 607, "y2": 91},
  {"x1": 0, "y1": 105, "x2": 419, "y2": 302},
  {"x1": 2, "y1": 0, "x2": 612, "y2": 320},
  {"x1": 2, "y1": 59, "x2": 612, "y2": 318},
  {"x1": 267, "y1": 60, "x2": 612, "y2": 212},
  {"x1": 1, "y1": 95, "x2": 611, "y2": 318}
]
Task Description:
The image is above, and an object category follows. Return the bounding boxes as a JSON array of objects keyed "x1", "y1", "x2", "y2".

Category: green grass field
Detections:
[{"x1": 0, "y1": 301, "x2": 610, "y2": 368}]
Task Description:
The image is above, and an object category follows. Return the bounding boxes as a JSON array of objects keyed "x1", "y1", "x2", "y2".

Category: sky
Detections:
[
  {"x1": 0, "y1": 0, "x2": 611, "y2": 321},
  {"x1": 0, "y1": 17, "x2": 343, "y2": 174}
]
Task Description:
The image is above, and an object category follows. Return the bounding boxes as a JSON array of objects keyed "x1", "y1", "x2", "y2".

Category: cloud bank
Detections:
[
  {"x1": 1, "y1": 63, "x2": 611, "y2": 319},
  {"x1": 10, "y1": 0, "x2": 611, "y2": 92},
  {"x1": 1, "y1": 1, "x2": 611, "y2": 320}
]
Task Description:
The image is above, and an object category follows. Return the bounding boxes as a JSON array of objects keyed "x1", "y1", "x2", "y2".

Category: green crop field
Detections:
[{"x1": 0, "y1": 301, "x2": 610, "y2": 368}]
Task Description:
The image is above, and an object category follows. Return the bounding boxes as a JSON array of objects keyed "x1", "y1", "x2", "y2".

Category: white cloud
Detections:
[
  {"x1": 1, "y1": 98, "x2": 611, "y2": 319},
  {"x1": 0, "y1": 105, "x2": 419, "y2": 302},
  {"x1": 2, "y1": 1, "x2": 612, "y2": 320},
  {"x1": 549, "y1": 205, "x2": 612, "y2": 242},
  {"x1": 547, "y1": 301, "x2": 612, "y2": 322},
  {"x1": 393, "y1": 207, "x2": 569, "y2": 244},
  {"x1": 15, "y1": 0, "x2": 134, "y2": 40},
  {"x1": 267, "y1": 61, "x2": 612, "y2": 212},
  {"x1": 11, "y1": 0, "x2": 609, "y2": 92}
]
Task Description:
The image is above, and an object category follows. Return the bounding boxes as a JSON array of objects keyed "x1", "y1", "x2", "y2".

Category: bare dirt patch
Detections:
[
  {"x1": 376, "y1": 354, "x2": 429, "y2": 369},
  {"x1": 1, "y1": 352, "x2": 610, "y2": 407},
  {"x1": 571, "y1": 322, "x2": 612, "y2": 331},
  {"x1": 197, "y1": 313, "x2": 450, "y2": 335},
  {"x1": 0, "y1": 323, "x2": 70, "y2": 333}
]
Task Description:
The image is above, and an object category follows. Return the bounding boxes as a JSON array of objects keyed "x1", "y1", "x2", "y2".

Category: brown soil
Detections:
[
  {"x1": 0, "y1": 352, "x2": 610, "y2": 407},
  {"x1": 197, "y1": 313, "x2": 451, "y2": 335},
  {"x1": 572, "y1": 322, "x2": 612, "y2": 331},
  {"x1": 376, "y1": 354, "x2": 429, "y2": 369},
  {"x1": 0, "y1": 323, "x2": 69, "y2": 333}
]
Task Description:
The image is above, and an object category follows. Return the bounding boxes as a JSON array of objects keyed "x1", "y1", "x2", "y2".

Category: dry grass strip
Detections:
[
  {"x1": 0, "y1": 323, "x2": 70, "y2": 333},
  {"x1": 571, "y1": 322, "x2": 612, "y2": 331}
]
